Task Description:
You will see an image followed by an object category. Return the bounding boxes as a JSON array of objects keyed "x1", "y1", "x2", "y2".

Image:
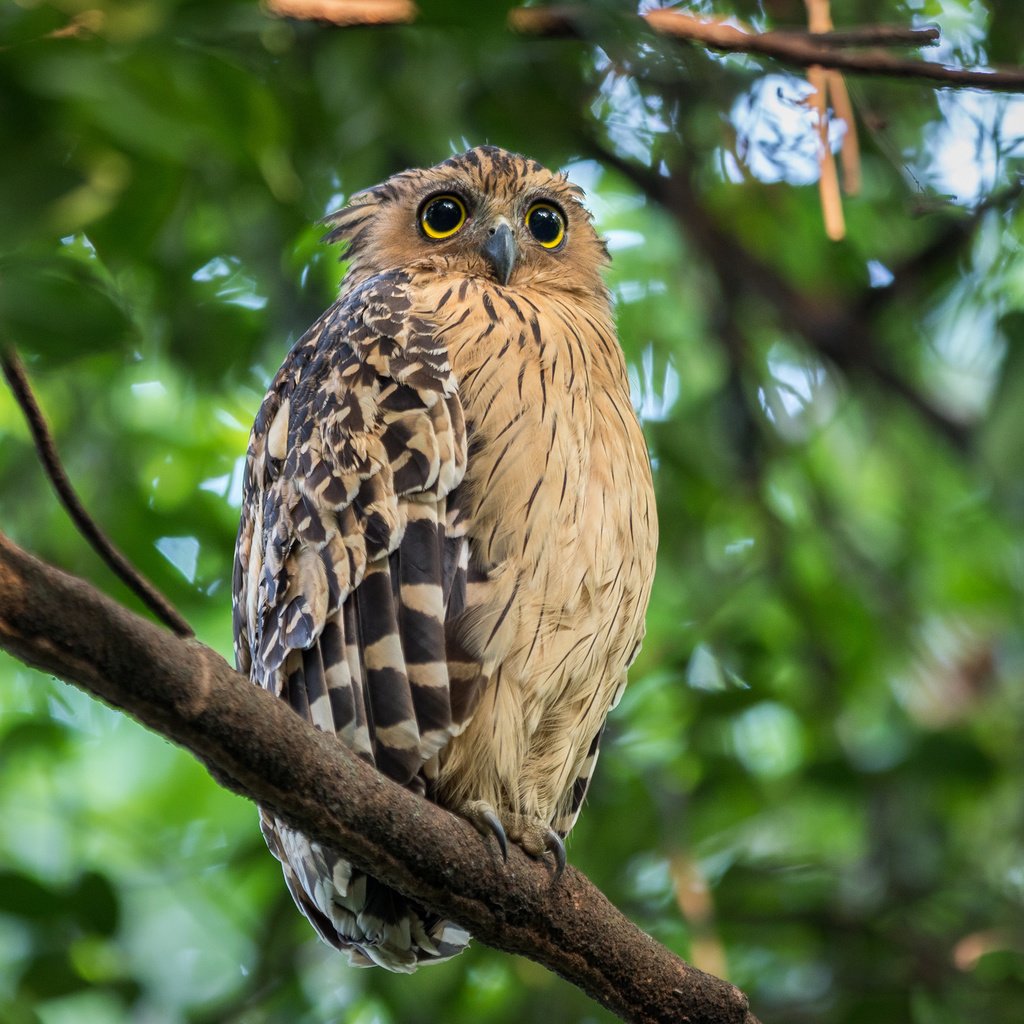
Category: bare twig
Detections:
[
  {"x1": 0, "y1": 348, "x2": 193, "y2": 638},
  {"x1": 768, "y1": 25, "x2": 940, "y2": 49},
  {"x1": 509, "y1": 7, "x2": 940, "y2": 51},
  {"x1": 805, "y1": 1, "x2": 849, "y2": 239},
  {"x1": 808, "y1": 64, "x2": 846, "y2": 239},
  {"x1": 0, "y1": 532, "x2": 760, "y2": 1024},
  {"x1": 829, "y1": 71, "x2": 861, "y2": 195},
  {"x1": 641, "y1": 9, "x2": 1024, "y2": 91}
]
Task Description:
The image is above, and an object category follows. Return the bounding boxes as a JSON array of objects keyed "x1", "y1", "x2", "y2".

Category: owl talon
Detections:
[
  {"x1": 462, "y1": 800, "x2": 509, "y2": 860},
  {"x1": 482, "y1": 809, "x2": 509, "y2": 861},
  {"x1": 545, "y1": 829, "x2": 566, "y2": 881}
]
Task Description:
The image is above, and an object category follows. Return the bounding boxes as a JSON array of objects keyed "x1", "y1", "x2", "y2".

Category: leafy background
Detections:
[{"x1": 1, "y1": 1, "x2": 1023, "y2": 1022}]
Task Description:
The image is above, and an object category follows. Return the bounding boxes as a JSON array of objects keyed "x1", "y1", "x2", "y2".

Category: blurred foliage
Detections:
[{"x1": 1, "y1": 1, "x2": 1024, "y2": 1022}]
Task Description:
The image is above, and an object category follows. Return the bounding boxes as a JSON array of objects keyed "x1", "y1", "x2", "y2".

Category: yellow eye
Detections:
[
  {"x1": 420, "y1": 194, "x2": 467, "y2": 239},
  {"x1": 525, "y1": 202, "x2": 565, "y2": 249}
]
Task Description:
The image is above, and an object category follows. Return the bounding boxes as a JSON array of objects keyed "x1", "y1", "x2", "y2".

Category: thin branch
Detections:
[
  {"x1": 640, "y1": 10, "x2": 1024, "y2": 91},
  {"x1": 804, "y1": 2, "x2": 851, "y2": 239},
  {"x1": 589, "y1": 142, "x2": 974, "y2": 452},
  {"x1": 769, "y1": 25, "x2": 941, "y2": 49},
  {"x1": 0, "y1": 349, "x2": 193, "y2": 638},
  {"x1": 509, "y1": 7, "x2": 940, "y2": 51},
  {"x1": 857, "y1": 176, "x2": 1024, "y2": 320},
  {"x1": 828, "y1": 70, "x2": 861, "y2": 195},
  {"x1": 808, "y1": 63, "x2": 846, "y2": 240},
  {"x1": 0, "y1": 531, "x2": 760, "y2": 1024}
]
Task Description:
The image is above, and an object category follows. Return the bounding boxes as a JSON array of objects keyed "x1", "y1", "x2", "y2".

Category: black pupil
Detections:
[
  {"x1": 529, "y1": 207, "x2": 561, "y2": 244},
  {"x1": 426, "y1": 198, "x2": 462, "y2": 233}
]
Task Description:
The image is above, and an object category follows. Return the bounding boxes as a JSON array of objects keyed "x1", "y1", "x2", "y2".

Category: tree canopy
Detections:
[{"x1": 1, "y1": 2, "x2": 1023, "y2": 1022}]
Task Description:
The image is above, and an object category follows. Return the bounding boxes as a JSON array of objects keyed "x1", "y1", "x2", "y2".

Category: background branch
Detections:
[
  {"x1": 0, "y1": 531, "x2": 759, "y2": 1024},
  {"x1": 265, "y1": 1, "x2": 1024, "y2": 92},
  {"x1": 639, "y1": 10, "x2": 1024, "y2": 90},
  {"x1": 265, "y1": 0, "x2": 415, "y2": 27},
  {"x1": 588, "y1": 142, "x2": 976, "y2": 452},
  {"x1": 0, "y1": 348, "x2": 193, "y2": 637}
]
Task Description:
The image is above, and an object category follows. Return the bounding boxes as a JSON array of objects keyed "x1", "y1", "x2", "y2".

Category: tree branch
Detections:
[
  {"x1": 589, "y1": 142, "x2": 975, "y2": 452},
  {"x1": 764, "y1": 25, "x2": 940, "y2": 49},
  {"x1": 638, "y1": 10, "x2": 1024, "y2": 91},
  {"x1": 0, "y1": 530, "x2": 759, "y2": 1024},
  {"x1": 265, "y1": 1, "x2": 1024, "y2": 93},
  {"x1": 1, "y1": 348, "x2": 193, "y2": 637},
  {"x1": 266, "y1": 0, "x2": 415, "y2": 26},
  {"x1": 506, "y1": 6, "x2": 940, "y2": 49}
]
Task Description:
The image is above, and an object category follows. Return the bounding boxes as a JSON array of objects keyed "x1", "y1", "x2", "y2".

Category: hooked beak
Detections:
[{"x1": 481, "y1": 221, "x2": 517, "y2": 285}]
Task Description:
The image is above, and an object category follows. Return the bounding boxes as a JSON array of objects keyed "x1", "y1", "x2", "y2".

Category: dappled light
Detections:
[{"x1": 2, "y1": 1, "x2": 1024, "y2": 1022}]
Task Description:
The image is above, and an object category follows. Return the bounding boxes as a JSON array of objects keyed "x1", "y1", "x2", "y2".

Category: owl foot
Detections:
[
  {"x1": 460, "y1": 800, "x2": 566, "y2": 881},
  {"x1": 465, "y1": 800, "x2": 509, "y2": 861}
]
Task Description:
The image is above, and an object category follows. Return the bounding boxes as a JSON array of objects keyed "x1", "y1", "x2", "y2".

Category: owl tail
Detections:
[{"x1": 261, "y1": 812, "x2": 470, "y2": 971}]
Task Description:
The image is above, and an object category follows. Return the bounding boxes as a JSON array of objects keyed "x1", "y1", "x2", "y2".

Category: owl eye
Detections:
[
  {"x1": 420, "y1": 194, "x2": 467, "y2": 239},
  {"x1": 525, "y1": 203, "x2": 565, "y2": 249}
]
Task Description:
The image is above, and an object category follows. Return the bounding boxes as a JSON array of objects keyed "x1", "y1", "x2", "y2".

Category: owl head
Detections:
[{"x1": 323, "y1": 146, "x2": 609, "y2": 297}]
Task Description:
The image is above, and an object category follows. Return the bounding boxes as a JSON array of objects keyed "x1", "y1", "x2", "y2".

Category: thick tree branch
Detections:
[{"x1": 0, "y1": 531, "x2": 759, "y2": 1024}]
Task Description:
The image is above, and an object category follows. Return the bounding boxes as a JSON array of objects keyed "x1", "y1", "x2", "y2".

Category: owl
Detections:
[{"x1": 232, "y1": 146, "x2": 657, "y2": 971}]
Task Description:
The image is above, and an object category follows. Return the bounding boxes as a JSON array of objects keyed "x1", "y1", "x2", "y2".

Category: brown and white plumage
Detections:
[{"x1": 232, "y1": 146, "x2": 657, "y2": 971}]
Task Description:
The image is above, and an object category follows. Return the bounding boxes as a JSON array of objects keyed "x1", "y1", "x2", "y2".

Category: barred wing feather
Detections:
[{"x1": 231, "y1": 270, "x2": 475, "y2": 969}]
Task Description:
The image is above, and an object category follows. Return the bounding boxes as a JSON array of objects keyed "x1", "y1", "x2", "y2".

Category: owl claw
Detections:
[
  {"x1": 462, "y1": 800, "x2": 508, "y2": 861},
  {"x1": 482, "y1": 809, "x2": 509, "y2": 862},
  {"x1": 459, "y1": 802, "x2": 563, "y2": 878},
  {"x1": 545, "y1": 829, "x2": 566, "y2": 881}
]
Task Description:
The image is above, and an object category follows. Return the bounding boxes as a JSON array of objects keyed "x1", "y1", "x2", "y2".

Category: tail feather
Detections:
[{"x1": 262, "y1": 813, "x2": 471, "y2": 970}]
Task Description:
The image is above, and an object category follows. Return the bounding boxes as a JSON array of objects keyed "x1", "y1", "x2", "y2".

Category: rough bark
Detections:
[{"x1": 0, "y1": 531, "x2": 759, "y2": 1024}]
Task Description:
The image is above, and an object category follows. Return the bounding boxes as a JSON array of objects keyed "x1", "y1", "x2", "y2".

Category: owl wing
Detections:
[{"x1": 232, "y1": 269, "x2": 474, "y2": 791}]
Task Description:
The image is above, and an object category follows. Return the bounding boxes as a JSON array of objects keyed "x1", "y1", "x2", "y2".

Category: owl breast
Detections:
[{"x1": 414, "y1": 274, "x2": 658, "y2": 831}]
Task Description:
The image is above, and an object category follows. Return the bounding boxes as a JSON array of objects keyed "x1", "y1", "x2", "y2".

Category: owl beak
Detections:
[{"x1": 481, "y1": 221, "x2": 517, "y2": 285}]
